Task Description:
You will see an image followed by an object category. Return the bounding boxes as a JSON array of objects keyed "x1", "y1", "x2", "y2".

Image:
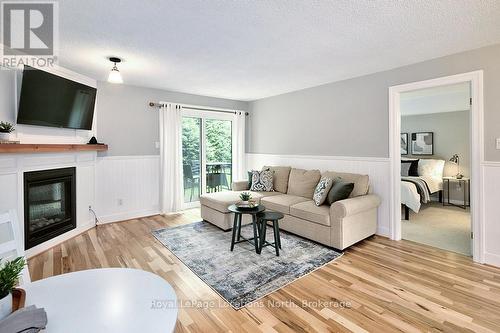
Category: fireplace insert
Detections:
[{"x1": 24, "y1": 167, "x2": 76, "y2": 249}]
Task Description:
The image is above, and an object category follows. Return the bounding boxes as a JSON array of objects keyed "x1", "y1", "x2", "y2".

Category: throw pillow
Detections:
[
  {"x1": 313, "y1": 176, "x2": 334, "y2": 206},
  {"x1": 327, "y1": 178, "x2": 355, "y2": 205},
  {"x1": 401, "y1": 162, "x2": 411, "y2": 177},
  {"x1": 250, "y1": 170, "x2": 274, "y2": 192},
  {"x1": 401, "y1": 159, "x2": 419, "y2": 176},
  {"x1": 247, "y1": 171, "x2": 253, "y2": 189}
]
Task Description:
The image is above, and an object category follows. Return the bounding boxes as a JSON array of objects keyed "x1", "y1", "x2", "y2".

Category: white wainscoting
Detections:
[
  {"x1": 95, "y1": 155, "x2": 160, "y2": 224},
  {"x1": 482, "y1": 162, "x2": 500, "y2": 267},
  {"x1": 246, "y1": 153, "x2": 391, "y2": 237}
]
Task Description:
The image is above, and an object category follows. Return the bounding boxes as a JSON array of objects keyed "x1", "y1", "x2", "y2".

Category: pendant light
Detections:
[{"x1": 107, "y1": 57, "x2": 123, "y2": 84}]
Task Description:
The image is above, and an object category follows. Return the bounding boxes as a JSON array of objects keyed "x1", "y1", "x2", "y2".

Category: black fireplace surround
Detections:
[{"x1": 24, "y1": 167, "x2": 76, "y2": 249}]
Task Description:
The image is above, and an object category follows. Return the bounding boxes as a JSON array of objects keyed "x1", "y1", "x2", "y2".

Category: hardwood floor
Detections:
[{"x1": 28, "y1": 210, "x2": 500, "y2": 332}]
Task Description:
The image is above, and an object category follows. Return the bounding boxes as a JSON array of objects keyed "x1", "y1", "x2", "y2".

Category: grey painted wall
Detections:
[
  {"x1": 401, "y1": 111, "x2": 470, "y2": 178},
  {"x1": 96, "y1": 82, "x2": 248, "y2": 156},
  {"x1": 0, "y1": 69, "x2": 16, "y2": 125},
  {"x1": 247, "y1": 43, "x2": 500, "y2": 161}
]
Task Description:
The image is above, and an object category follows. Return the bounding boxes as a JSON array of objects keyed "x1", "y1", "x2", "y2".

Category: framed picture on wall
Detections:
[
  {"x1": 400, "y1": 133, "x2": 408, "y2": 155},
  {"x1": 411, "y1": 132, "x2": 433, "y2": 155}
]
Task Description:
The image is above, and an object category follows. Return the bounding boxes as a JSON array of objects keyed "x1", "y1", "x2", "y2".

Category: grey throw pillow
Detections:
[
  {"x1": 327, "y1": 178, "x2": 355, "y2": 205},
  {"x1": 401, "y1": 162, "x2": 411, "y2": 177},
  {"x1": 250, "y1": 170, "x2": 274, "y2": 192},
  {"x1": 313, "y1": 176, "x2": 334, "y2": 206}
]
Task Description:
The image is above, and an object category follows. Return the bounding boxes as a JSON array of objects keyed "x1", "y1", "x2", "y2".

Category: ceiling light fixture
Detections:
[{"x1": 107, "y1": 57, "x2": 123, "y2": 84}]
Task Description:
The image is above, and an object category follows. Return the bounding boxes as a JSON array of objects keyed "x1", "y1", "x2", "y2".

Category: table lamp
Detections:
[{"x1": 449, "y1": 154, "x2": 463, "y2": 179}]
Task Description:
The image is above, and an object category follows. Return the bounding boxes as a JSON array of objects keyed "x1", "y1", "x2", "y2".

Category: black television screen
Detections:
[{"x1": 17, "y1": 66, "x2": 97, "y2": 130}]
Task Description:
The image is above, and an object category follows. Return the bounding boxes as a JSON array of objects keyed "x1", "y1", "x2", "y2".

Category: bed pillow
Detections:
[
  {"x1": 401, "y1": 160, "x2": 419, "y2": 177},
  {"x1": 250, "y1": 170, "x2": 274, "y2": 192},
  {"x1": 418, "y1": 159, "x2": 445, "y2": 178}
]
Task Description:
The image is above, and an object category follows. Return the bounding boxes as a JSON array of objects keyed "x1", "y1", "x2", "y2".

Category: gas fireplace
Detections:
[{"x1": 24, "y1": 167, "x2": 76, "y2": 249}]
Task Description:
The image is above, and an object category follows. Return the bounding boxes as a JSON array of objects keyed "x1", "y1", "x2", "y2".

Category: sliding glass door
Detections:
[{"x1": 181, "y1": 109, "x2": 233, "y2": 206}]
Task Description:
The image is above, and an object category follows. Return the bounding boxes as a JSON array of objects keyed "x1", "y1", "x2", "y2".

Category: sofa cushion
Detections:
[
  {"x1": 260, "y1": 194, "x2": 310, "y2": 214},
  {"x1": 200, "y1": 191, "x2": 280, "y2": 213},
  {"x1": 290, "y1": 201, "x2": 331, "y2": 226},
  {"x1": 322, "y1": 171, "x2": 369, "y2": 197},
  {"x1": 287, "y1": 168, "x2": 321, "y2": 198},
  {"x1": 263, "y1": 166, "x2": 291, "y2": 193}
]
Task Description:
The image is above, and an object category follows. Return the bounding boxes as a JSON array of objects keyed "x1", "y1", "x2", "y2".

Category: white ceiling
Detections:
[
  {"x1": 400, "y1": 82, "x2": 471, "y2": 115},
  {"x1": 58, "y1": 0, "x2": 500, "y2": 101}
]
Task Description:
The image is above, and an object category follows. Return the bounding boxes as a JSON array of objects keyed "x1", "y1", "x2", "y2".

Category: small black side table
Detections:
[
  {"x1": 443, "y1": 177, "x2": 470, "y2": 209},
  {"x1": 257, "y1": 211, "x2": 284, "y2": 256},
  {"x1": 228, "y1": 204, "x2": 265, "y2": 254}
]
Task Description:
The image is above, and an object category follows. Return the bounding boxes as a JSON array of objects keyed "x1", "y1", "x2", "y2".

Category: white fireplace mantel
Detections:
[{"x1": 0, "y1": 151, "x2": 97, "y2": 257}]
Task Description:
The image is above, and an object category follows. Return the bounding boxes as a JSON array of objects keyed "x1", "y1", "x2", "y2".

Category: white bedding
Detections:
[
  {"x1": 401, "y1": 181, "x2": 421, "y2": 213},
  {"x1": 400, "y1": 176, "x2": 443, "y2": 213},
  {"x1": 418, "y1": 175, "x2": 443, "y2": 194}
]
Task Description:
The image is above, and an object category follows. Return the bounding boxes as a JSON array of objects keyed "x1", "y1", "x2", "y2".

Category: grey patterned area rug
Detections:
[{"x1": 152, "y1": 221, "x2": 342, "y2": 309}]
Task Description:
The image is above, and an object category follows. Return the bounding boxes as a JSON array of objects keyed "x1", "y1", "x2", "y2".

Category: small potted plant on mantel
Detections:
[
  {"x1": 0, "y1": 121, "x2": 15, "y2": 141},
  {"x1": 0, "y1": 257, "x2": 26, "y2": 320}
]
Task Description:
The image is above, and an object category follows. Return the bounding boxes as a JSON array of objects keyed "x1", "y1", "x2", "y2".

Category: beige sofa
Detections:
[{"x1": 200, "y1": 166, "x2": 381, "y2": 250}]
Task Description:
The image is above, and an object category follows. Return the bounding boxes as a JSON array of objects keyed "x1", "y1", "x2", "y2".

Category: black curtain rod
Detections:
[{"x1": 148, "y1": 102, "x2": 248, "y2": 115}]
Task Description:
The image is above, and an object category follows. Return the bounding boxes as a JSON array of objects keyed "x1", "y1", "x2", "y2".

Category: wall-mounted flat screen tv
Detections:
[{"x1": 17, "y1": 65, "x2": 97, "y2": 130}]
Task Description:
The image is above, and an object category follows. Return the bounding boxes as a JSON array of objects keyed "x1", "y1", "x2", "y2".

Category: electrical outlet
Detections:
[
  {"x1": 155, "y1": 141, "x2": 160, "y2": 149},
  {"x1": 118, "y1": 199, "x2": 123, "y2": 206},
  {"x1": 496, "y1": 138, "x2": 500, "y2": 150}
]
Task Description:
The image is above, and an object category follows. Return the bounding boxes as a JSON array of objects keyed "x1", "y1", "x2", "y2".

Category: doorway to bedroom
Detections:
[
  {"x1": 399, "y1": 82, "x2": 471, "y2": 255},
  {"x1": 389, "y1": 71, "x2": 483, "y2": 262}
]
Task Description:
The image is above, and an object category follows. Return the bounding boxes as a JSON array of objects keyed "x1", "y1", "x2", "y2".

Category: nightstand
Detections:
[{"x1": 442, "y1": 177, "x2": 470, "y2": 209}]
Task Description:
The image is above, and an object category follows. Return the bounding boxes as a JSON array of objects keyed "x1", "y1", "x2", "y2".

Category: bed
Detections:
[{"x1": 401, "y1": 159, "x2": 445, "y2": 220}]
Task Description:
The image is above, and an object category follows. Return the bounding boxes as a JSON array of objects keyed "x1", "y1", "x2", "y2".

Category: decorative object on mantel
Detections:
[
  {"x1": 88, "y1": 136, "x2": 105, "y2": 145},
  {"x1": 0, "y1": 257, "x2": 26, "y2": 320},
  {"x1": 449, "y1": 154, "x2": 463, "y2": 179},
  {"x1": 0, "y1": 121, "x2": 15, "y2": 141},
  {"x1": 0, "y1": 143, "x2": 108, "y2": 154}
]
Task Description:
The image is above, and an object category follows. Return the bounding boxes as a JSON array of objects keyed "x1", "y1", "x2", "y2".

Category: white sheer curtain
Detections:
[
  {"x1": 232, "y1": 111, "x2": 246, "y2": 181},
  {"x1": 159, "y1": 103, "x2": 183, "y2": 213}
]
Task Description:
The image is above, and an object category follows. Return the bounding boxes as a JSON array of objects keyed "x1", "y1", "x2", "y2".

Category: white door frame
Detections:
[{"x1": 388, "y1": 70, "x2": 484, "y2": 263}]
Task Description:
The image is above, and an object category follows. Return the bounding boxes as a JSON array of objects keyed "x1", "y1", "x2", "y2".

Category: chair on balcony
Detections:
[{"x1": 183, "y1": 164, "x2": 200, "y2": 202}]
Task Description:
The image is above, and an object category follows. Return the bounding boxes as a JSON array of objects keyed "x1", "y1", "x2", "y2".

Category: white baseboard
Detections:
[
  {"x1": 98, "y1": 208, "x2": 160, "y2": 224},
  {"x1": 376, "y1": 226, "x2": 390, "y2": 237},
  {"x1": 484, "y1": 252, "x2": 500, "y2": 267}
]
